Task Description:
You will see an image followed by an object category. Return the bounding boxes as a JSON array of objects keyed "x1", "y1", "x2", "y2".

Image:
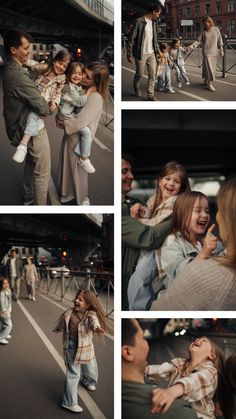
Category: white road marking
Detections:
[
  {"x1": 94, "y1": 136, "x2": 112, "y2": 152},
  {"x1": 39, "y1": 292, "x2": 114, "y2": 341},
  {"x1": 18, "y1": 300, "x2": 107, "y2": 419}
]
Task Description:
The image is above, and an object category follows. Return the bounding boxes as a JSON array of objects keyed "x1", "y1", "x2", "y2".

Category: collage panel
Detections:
[
  {"x1": 122, "y1": 0, "x2": 236, "y2": 101},
  {"x1": 122, "y1": 317, "x2": 236, "y2": 419},
  {"x1": 0, "y1": 0, "x2": 114, "y2": 206},
  {"x1": 0, "y1": 213, "x2": 114, "y2": 418},
  {"x1": 122, "y1": 109, "x2": 236, "y2": 311}
]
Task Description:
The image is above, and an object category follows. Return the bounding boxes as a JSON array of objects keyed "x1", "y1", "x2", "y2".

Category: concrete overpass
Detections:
[{"x1": 0, "y1": 0, "x2": 113, "y2": 59}]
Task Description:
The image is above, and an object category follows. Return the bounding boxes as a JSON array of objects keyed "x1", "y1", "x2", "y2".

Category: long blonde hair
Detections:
[{"x1": 76, "y1": 289, "x2": 109, "y2": 332}]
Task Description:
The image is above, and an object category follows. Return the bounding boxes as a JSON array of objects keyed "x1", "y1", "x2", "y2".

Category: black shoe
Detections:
[{"x1": 147, "y1": 96, "x2": 157, "y2": 101}]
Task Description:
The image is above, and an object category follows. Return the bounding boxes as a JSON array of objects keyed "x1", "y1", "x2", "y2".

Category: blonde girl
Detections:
[
  {"x1": 169, "y1": 38, "x2": 190, "y2": 88},
  {"x1": 0, "y1": 277, "x2": 12, "y2": 345},
  {"x1": 148, "y1": 336, "x2": 231, "y2": 419},
  {"x1": 127, "y1": 161, "x2": 190, "y2": 310},
  {"x1": 58, "y1": 62, "x2": 97, "y2": 176},
  {"x1": 161, "y1": 191, "x2": 223, "y2": 290},
  {"x1": 54, "y1": 289, "x2": 109, "y2": 413},
  {"x1": 12, "y1": 50, "x2": 71, "y2": 163}
]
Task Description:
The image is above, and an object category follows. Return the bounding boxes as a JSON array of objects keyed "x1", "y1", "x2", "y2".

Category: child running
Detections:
[
  {"x1": 12, "y1": 50, "x2": 71, "y2": 163},
  {"x1": 156, "y1": 42, "x2": 175, "y2": 94},
  {"x1": 160, "y1": 191, "x2": 224, "y2": 291},
  {"x1": 57, "y1": 62, "x2": 97, "y2": 174},
  {"x1": 169, "y1": 38, "x2": 190, "y2": 88},
  {"x1": 127, "y1": 161, "x2": 190, "y2": 310},
  {"x1": 53, "y1": 289, "x2": 109, "y2": 413},
  {"x1": 147, "y1": 336, "x2": 228, "y2": 419},
  {"x1": 0, "y1": 277, "x2": 12, "y2": 345}
]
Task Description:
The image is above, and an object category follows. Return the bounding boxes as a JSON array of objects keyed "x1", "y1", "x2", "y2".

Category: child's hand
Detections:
[
  {"x1": 0, "y1": 311, "x2": 9, "y2": 318},
  {"x1": 94, "y1": 326, "x2": 105, "y2": 334},
  {"x1": 198, "y1": 224, "x2": 218, "y2": 259},
  {"x1": 220, "y1": 50, "x2": 224, "y2": 57},
  {"x1": 86, "y1": 85, "x2": 97, "y2": 96},
  {"x1": 130, "y1": 203, "x2": 145, "y2": 218},
  {"x1": 49, "y1": 101, "x2": 57, "y2": 112}
]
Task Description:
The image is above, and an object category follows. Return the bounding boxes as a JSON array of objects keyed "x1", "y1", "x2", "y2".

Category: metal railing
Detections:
[{"x1": 37, "y1": 268, "x2": 114, "y2": 319}]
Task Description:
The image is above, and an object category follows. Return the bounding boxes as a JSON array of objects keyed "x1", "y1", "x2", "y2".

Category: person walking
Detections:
[
  {"x1": 127, "y1": 3, "x2": 162, "y2": 101},
  {"x1": 23, "y1": 257, "x2": 38, "y2": 301},
  {"x1": 0, "y1": 277, "x2": 12, "y2": 345},
  {"x1": 6, "y1": 249, "x2": 23, "y2": 301}
]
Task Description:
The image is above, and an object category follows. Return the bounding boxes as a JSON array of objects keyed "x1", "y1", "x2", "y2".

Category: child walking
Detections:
[
  {"x1": 160, "y1": 191, "x2": 224, "y2": 290},
  {"x1": 147, "y1": 336, "x2": 229, "y2": 419},
  {"x1": 169, "y1": 38, "x2": 190, "y2": 88},
  {"x1": 57, "y1": 62, "x2": 97, "y2": 175},
  {"x1": 127, "y1": 161, "x2": 190, "y2": 310},
  {"x1": 12, "y1": 50, "x2": 71, "y2": 163},
  {"x1": 156, "y1": 42, "x2": 175, "y2": 94},
  {"x1": 53, "y1": 289, "x2": 109, "y2": 413},
  {"x1": 0, "y1": 277, "x2": 12, "y2": 345}
]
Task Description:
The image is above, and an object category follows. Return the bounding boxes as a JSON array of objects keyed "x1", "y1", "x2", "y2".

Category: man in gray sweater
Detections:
[{"x1": 2, "y1": 30, "x2": 50, "y2": 205}]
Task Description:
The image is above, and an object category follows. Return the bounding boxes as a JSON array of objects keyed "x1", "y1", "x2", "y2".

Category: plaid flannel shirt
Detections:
[{"x1": 147, "y1": 358, "x2": 217, "y2": 419}]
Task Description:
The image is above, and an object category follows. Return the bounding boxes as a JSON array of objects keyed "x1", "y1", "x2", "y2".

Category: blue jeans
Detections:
[
  {"x1": 127, "y1": 251, "x2": 157, "y2": 310},
  {"x1": 62, "y1": 336, "x2": 98, "y2": 406},
  {"x1": 0, "y1": 315, "x2": 12, "y2": 341},
  {"x1": 156, "y1": 64, "x2": 173, "y2": 91},
  {"x1": 25, "y1": 112, "x2": 41, "y2": 137},
  {"x1": 174, "y1": 64, "x2": 189, "y2": 84},
  {"x1": 74, "y1": 127, "x2": 92, "y2": 158}
]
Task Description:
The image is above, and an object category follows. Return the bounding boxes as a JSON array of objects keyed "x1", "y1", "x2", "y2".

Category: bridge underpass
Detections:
[{"x1": 0, "y1": 0, "x2": 113, "y2": 61}]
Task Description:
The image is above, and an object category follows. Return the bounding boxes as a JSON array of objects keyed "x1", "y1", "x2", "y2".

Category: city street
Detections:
[{"x1": 0, "y1": 283, "x2": 114, "y2": 419}]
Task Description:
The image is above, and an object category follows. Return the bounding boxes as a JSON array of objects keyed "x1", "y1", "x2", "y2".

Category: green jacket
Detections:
[
  {"x1": 122, "y1": 202, "x2": 171, "y2": 310},
  {"x1": 122, "y1": 381, "x2": 198, "y2": 419},
  {"x1": 2, "y1": 59, "x2": 50, "y2": 146},
  {"x1": 127, "y1": 16, "x2": 161, "y2": 61}
]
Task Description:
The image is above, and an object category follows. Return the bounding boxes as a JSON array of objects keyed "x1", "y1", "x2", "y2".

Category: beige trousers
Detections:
[{"x1": 134, "y1": 52, "x2": 157, "y2": 97}]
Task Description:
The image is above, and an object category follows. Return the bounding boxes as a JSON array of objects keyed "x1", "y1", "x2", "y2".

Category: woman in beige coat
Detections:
[
  {"x1": 57, "y1": 62, "x2": 109, "y2": 205},
  {"x1": 188, "y1": 16, "x2": 224, "y2": 92},
  {"x1": 24, "y1": 257, "x2": 38, "y2": 301}
]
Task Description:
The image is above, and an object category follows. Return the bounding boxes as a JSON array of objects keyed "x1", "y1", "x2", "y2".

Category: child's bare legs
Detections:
[
  {"x1": 12, "y1": 112, "x2": 40, "y2": 163},
  {"x1": 74, "y1": 127, "x2": 95, "y2": 174}
]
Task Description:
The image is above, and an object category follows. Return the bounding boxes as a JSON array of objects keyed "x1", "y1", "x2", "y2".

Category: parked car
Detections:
[{"x1": 49, "y1": 265, "x2": 70, "y2": 279}]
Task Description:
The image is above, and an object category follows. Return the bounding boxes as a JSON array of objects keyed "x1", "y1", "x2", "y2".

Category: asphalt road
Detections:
[
  {"x1": 0, "y1": 71, "x2": 114, "y2": 206},
  {"x1": 0, "y1": 284, "x2": 114, "y2": 419},
  {"x1": 122, "y1": 53, "x2": 236, "y2": 101}
]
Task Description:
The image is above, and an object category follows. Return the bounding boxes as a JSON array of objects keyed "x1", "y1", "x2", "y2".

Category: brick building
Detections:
[{"x1": 165, "y1": 0, "x2": 236, "y2": 38}]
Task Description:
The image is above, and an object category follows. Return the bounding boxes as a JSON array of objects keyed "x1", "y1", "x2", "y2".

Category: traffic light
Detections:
[{"x1": 76, "y1": 47, "x2": 83, "y2": 58}]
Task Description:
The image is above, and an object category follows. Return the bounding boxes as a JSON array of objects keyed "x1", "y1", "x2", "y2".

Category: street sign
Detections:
[{"x1": 181, "y1": 19, "x2": 193, "y2": 26}]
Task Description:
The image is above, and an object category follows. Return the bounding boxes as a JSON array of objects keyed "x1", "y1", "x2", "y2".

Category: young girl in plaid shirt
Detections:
[
  {"x1": 146, "y1": 336, "x2": 231, "y2": 419},
  {"x1": 127, "y1": 161, "x2": 190, "y2": 311},
  {"x1": 54, "y1": 289, "x2": 109, "y2": 413}
]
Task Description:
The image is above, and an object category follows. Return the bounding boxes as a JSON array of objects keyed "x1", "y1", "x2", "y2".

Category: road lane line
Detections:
[
  {"x1": 39, "y1": 293, "x2": 114, "y2": 341},
  {"x1": 122, "y1": 66, "x2": 209, "y2": 101},
  {"x1": 18, "y1": 300, "x2": 107, "y2": 419},
  {"x1": 94, "y1": 136, "x2": 112, "y2": 152}
]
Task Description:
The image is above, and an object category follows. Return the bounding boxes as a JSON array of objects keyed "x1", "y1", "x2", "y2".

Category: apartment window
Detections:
[
  {"x1": 216, "y1": 2, "x2": 222, "y2": 13},
  {"x1": 205, "y1": 3, "x2": 210, "y2": 14},
  {"x1": 228, "y1": 19, "x2": 235, "y2": 35},
  {"x1": 195, "y1": 5, "x2": 200, "y2": 16},
  {"x1": 186, "y1": 7, "x2": 191, "y2": 16},
  {"x1": 228, "y1": 0, "x2": 235, "y2": 12}
]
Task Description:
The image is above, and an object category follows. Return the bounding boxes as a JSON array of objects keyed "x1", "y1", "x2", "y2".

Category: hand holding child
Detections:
[
  {"x1": 130, "y1": 203, "x2": 145, "y2": 219},
  {"x1": 151, "y1": 384, "x2": 183, "y2": 414}
]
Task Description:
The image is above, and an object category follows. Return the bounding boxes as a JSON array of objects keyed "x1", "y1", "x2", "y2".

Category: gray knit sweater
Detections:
[{"x1": 151, "y1": 258, "x2": 236, "y2": 311}]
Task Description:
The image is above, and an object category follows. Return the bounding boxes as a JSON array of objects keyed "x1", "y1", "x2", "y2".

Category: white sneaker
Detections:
[
  {"x1": 12, "y1": 143, "x2": 27, "y2": 163},
  {"x1": 208, "y1": 84, "x2": 216, "y2": 92},
  {"x1": 32, "y1": 296, "x2": 36, "y2": 301},
  {"x1": 61, "y1": 404, "x2": 83, "y2": 413},
  {"x1": 29, "y1": 294, "x2": 32, "y2": 300},
  {"x1": 186, "y1": 81, "x2": 190, "y2": 85},
  {"x1": 0, "y1": 339, "x2": 9, "y2": 344},
  {"x1": 6, "y1": 335, "x2": 12, "y2": 339},
  {"x1": 86, "y1": 384, "x2": 96, "y2": 391},
  {"x1": 178, "y1": 82, "x2": 182, "y2": 88},
  {"x1": 79, "y1": 158, "x2": 96, "y2": 174},
  {"x1": 82, "y1": 197, "x2": 90, "y2": 206},
  {"x1": 168, "y1": 89, "x2": 175, "y2": 93}
]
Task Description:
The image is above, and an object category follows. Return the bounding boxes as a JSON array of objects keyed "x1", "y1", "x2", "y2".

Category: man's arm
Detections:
[{"x1": 122, "y1": 215, "x2": 171, "y2": 250}]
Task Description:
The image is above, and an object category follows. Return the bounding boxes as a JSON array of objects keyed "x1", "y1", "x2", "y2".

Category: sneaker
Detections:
[
  {"x1": 147, "y1": 96, "x2": 157, "y2": 101},
  {"x1": 86, "y1": 384, "x2": 96, "y2": 391},
  {"x1": 79, "y1": 158, "x2": 96, "y2": 174},
  {"x1": 186, "y1": 81, "x2": 190, "y2": 85},
  {"x1": 208, "y1": 84, "x2": 216, "y2": 92},
  {"x1": 133, "y1": 86, "x2": 141, "y2": 97},
  {"x1": 82, "y1": 197, "x2": 90, "y2": 205},
  {"x1": 0, "y1": 339, "x2": 9, "y2": 344},
  {"x1": 12, "y1": 143, "x2": 27, "y2": 163},
  {"x1": 61, "y1": 404, "x2": 83, "y2": 413},
  {"x1": 178, "y1": 82, "x2": 182, "y2": 88},
  {"x1": 60, "y1": 193, "x2": 75, "y2": 203},
  {"x1": 32, "y1": 296, "x2": 36, "y2": 301},
  {"x1": 29, "y1": 294, "x2": 32, "y2": 300},
  {"x1": 6, "y1": 335, "x2": 12, "y2": 339},
  {"x1": 167, "y1": 89, "x2": 175, "y2": 93}
]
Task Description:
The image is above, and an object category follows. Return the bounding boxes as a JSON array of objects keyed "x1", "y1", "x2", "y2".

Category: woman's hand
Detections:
[{"x1": 55, "y1": 115, "x2": 64, "y2": 129}]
